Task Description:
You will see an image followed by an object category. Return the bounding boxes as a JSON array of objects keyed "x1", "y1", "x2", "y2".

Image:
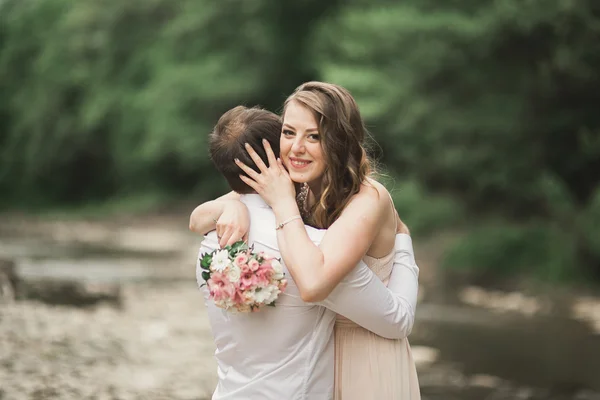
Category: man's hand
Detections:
[{"x1": 395, "y1": 210, "x2": 410, "y2": 235}]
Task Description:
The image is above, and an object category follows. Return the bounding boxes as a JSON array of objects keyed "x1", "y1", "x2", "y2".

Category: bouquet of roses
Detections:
[{"x1": 199, "y1": 240, "x2": 288, "y2": 313}]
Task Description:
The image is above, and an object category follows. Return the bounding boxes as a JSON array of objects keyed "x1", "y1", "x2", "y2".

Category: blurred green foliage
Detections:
[{"x1": 1, "y1": 0, "x2": 599, "y2": 282}]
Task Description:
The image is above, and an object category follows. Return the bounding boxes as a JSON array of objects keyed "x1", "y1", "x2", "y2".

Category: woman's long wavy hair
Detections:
[{"x1": 283, "y1": 82, "x2": 374, "y2": 229}]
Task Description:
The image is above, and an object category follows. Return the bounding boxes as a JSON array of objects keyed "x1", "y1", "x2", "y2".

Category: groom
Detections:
[{"x1": 194, "y1": 105, "x2": 419, "y2": 399}]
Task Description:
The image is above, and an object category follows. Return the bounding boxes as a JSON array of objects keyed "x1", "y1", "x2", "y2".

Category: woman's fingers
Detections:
[
  {"x1": 235, "y1": 159, "x2": 261, "y2": 181},
  {"x1": 226, "y1": 228, "x2": 245, "y2": 246},
  {"x1": 244, "y1": 143, "x2": 269, "y2": 172},
  {"x1": 219, "y1": 231, "x2": 232, "y2": 248},
  {"x1": 215, "y1": 223, "x2": 226, "y2": 247},
  {"x1": 262, "y1": 139, "x2": 278, "y2": 169},
  {"x1": 219, "y1": 223, "x2": 236, "y2": 247},
  {"x1": 217, "y1": 225, "x2": 246, "y2": 247},
  {"x1": 277, "y1": 158, "x2": 289, "y2": 175}
]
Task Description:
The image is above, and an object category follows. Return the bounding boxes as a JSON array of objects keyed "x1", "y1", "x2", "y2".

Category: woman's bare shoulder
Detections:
[{"x1": 350, "y1": 178, "x2": 391, "y2": 210}]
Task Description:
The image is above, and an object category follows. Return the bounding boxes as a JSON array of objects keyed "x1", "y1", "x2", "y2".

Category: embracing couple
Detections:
[{"x1": 190, "y1": 82, "x2": 421, "y2": 399}]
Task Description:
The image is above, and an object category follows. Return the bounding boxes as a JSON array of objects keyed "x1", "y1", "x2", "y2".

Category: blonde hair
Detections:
[{"x1": 283, "y1": 82, "x2": 374, "y2": 228}]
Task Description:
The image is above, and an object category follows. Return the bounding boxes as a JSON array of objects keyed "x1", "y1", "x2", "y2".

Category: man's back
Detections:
[{"x1": 199, "y1": 194, "x2": 335, "y2": 400}]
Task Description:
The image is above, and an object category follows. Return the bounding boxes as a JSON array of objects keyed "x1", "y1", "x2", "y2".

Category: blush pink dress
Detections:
[{"x1": 333, "y1": 244, "x2": 421, "y2": 399}]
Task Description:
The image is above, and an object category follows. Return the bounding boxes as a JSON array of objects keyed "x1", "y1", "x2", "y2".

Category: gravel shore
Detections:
[
  {"x1": 1, "y1": 282, "x2": 217, "y2": 400},
  {"x1": 2, "y1": 213, "x2": 600, "y2": 400}
]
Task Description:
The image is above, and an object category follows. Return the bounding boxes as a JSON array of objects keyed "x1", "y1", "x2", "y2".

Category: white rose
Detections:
[
  {"x1": 211, "y1": 249, "x2": 231, "y2": 272},
  {"x1": 253, "y1": 286, "x2": 279, "y2": 304},
  {"x1": 266, "y1": 287, "x2": 280, "y2": 304},
  {"x1": 271, "y1": 259, "x2": 284, "y2": 280},
  {"x1": 227, "y1": 264, "x2": 241, "y2": 283},
  {"x1": 253, "y1": 287, "x2": 271, "y2": 304}
]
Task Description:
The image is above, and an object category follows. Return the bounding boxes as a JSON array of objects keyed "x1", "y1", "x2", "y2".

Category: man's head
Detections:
[{"x1": 209, "y1": 106, "x2": 282, "y2": 194}]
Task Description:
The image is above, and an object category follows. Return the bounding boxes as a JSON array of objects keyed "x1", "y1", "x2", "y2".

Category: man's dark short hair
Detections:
[{"x1": 209, "y1": 106, "x2": 282, "y2": 194}]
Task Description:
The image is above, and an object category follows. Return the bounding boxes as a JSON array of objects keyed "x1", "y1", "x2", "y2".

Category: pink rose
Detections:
[
  {"x1": 255, "y1": 263, "x2": 273, "y2": 283},
  {"x1": 208, "y1": 284, "x2": 223, "y2": 301},
  {"x1": 232, "y1": 280, "x2": 243, "y2": 291},
  {"x1": 234, "y1": 254, "x2": 249, "y2": 267},
  {"x1": 240, "y1": 263, "x2": 252, "y2": 275},
  {"x1": 258, "y1": 252, "x2": 274, "y2": 261},
  {"x1": 232, "y1": 288, "x2": 245, "y2": 305},
  {"x1": 208, "y1": 272, "x2": 234, "y2": 301},
  {"x1": 240, "y1": 269, "x2": 258, "y2": 290},
  {"x1": 255, "y1": 270, "x2": 271, "y2": 287},
  {"x1": 248, "y1": 259, "x2": 260, "y2": 272}
]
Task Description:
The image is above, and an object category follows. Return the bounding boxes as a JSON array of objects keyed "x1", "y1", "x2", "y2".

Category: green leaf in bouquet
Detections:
[
  {"x1": 229, "y1": 240, "x2": 249, "y2": 257},
  {"x1": 200, "y1": 253, "x2": 212, "y2": 270},
  {"x1": 202, "y1": 271, "x2": 211, "y2": 282}
]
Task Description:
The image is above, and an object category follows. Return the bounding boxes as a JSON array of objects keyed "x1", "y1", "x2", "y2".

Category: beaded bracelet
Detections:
[{"x1": 276, "y1": 215, "x2": 302, "y2": 230}]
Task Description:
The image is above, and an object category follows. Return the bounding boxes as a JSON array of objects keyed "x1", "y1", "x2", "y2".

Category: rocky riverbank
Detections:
[
  {"x1": 1, "y1": 212, "x2": 600, "y2": 400},
  {"x1": 1, "y1": 282, "x2": 217, "y2": 399}
]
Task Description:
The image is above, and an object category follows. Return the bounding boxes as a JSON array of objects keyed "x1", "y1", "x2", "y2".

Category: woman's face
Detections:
[{"x1": 280, "y1": 100, "x2": 327, "y2": 188}]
